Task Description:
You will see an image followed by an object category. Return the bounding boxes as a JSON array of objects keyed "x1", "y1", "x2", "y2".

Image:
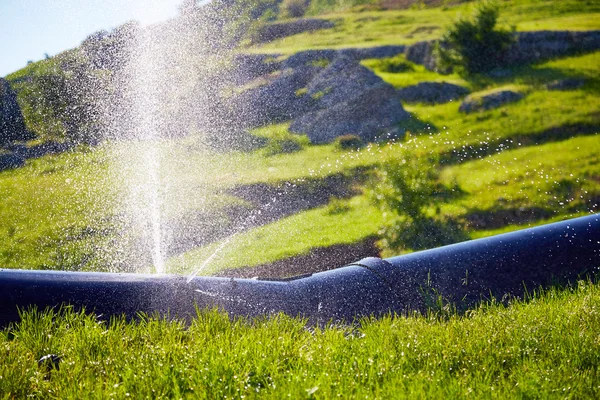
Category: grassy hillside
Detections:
[
  {"x1": 251, "y1": 0, "x2": 600, "y2": 54},
  {"x1": 0, "y1": 0, "x2": 599, "y2": 276},
  {"x1": 1, "y1": 2, "x2": 600, "y2": 397}
]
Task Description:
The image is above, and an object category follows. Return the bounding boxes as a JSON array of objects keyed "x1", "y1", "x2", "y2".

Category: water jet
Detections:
[{"x1": 1, "y1": 213, "x2": 598, "y2": 327}]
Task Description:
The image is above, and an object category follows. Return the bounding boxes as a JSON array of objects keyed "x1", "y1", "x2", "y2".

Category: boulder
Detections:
[
  {"x1": 404, "y1": 40, "x2": 440, "y2": 72},
  {"x1": 290, "y1": 85, "x2": 409, "y2": 143},
  {"x1": 0, "y1": 78, "x2": 32, "y2": 145},
  {"x1": 397, "y1": 82, "x2": 469, "y2": 104},
  {"x1": 283, "y1": 49, "x2": 338, "y2": 69},
  {"x1": 0, "y1": 152, "x2": 25, "y2": 171},
  {"x1": 226, "y1": 54, "x2": 282, "y2": 86},
  {"x1": 228, "y1": 66, "x2": 321, "y2": 128},
  {"x1": 459, "y1": 90, "x2": 524, "y2": 113},
  {"x1": 305, "y1": 55, "x2": 385, "y2": 108},
  {"x1": 546, "y1": 78, "x2": 585, "y2": 91},
  {"x1": 22, "y1": 141, "x2": 72, "y2": 158}
]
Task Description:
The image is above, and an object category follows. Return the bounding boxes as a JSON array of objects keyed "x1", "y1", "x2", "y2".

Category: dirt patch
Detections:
[{"x1": 214, "y1": 236, "x2": 380, "y2": 279}]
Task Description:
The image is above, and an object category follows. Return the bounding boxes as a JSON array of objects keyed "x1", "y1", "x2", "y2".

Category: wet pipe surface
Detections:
[{"x1": 0, "y1": 214, "x2": 598, "y2": 326}]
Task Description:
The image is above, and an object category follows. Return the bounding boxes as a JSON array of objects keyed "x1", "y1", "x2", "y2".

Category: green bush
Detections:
[
  {"x1": 334, "y1": 134, "x2": 364, "y2": 150},
  {"x1": 264, "y1": 135, "x2": 307, "y2": 155},
  {"x1": 370, "y1": 152, "x2": 467, "y2": 253},
  {"x1": 326, "y1": 196, "x2": 351, "y2": 214},
  {"x1": 7, "y1": 53, "x2": 110, "y2": 144},
  {"x1": 377, "y1": 56, "x2": 415, "y2": 73},
  {"x1": 280, "y1": 0, "x2": 310, "y2": 18},
  {"x1": 436, "y1": 1, "x2": 514, "y2": 74}
]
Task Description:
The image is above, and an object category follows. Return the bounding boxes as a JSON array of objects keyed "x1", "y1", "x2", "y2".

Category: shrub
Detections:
[
  {"x1": 280, "y1": 0, "x2": 310, "y2": 18},
  {"x1": 369, "y1": 152, "x2": 468, "y2": 253},
  {"x1": 334, "y1": 134, "x2": 364, "y2": 150},
  {"x1": 377, "y1": 56, "x2": 415, "y2": 73},
  {"x1": 326, "y1": 196, "x2": 351, "y2": 215},
  {"x1": 436, "y1": 1, "x2": 514, "y2": 74},
  {"x1": 264, "y1": 135, "x2": 307, "y2": 155}
]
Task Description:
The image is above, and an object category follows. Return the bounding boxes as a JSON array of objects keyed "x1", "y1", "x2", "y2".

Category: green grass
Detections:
[
  {"x1": 362, "y1": 55, "x2": 468, "y2": 88},
  {"x1": 251, "y1": 0, "x2": 600, "y2": 54},
  {"x1": 168, "y1": 195, "x2": 382, "y2": 275},
  {"x1": 1, "y1": 3, "x2": 600, "y2": 396},
  {"x1": 440, "y1": 134, "x2": 600, "y2": 216},
  {"x1": 2, "y1": 280, "x2": 599, "y2": 398},
  {"x1": 2, "y1": 46, "x2": 599, "y2": 273},
  {"x1": 0, "y1": 146, "x2": 119, "y2": 271}
]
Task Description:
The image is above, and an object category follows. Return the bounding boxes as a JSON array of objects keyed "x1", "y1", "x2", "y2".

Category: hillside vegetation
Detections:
[
  {"x1": 1, "y1": 1, "x2": 600, "y2": 397},
  {"x1": 0, "y1": 0, "x2": 599, "y2": 276}
]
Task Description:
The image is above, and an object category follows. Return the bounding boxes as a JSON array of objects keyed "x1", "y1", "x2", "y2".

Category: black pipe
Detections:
[{"x1": 1, "y1": 214, "x2": 599, "y2": 326}]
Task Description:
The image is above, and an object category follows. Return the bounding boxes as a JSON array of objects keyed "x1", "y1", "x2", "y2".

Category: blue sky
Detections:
[{"x1": 0, "y1": 0, "x2": 183, "y2": 77}]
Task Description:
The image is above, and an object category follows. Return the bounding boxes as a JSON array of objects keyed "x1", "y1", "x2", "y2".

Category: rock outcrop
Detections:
[
  {"x1": 229, "y1": 66, "x2": 321, "y2": 128},
  {"x1": 546, "y1": 78, "x2": 586, "y2": 91},
  {"x1": 404, "y1": 30, "x2": 600, "y2": 72},
  {"x1": 0, "y1": 78, "x2": 32, "y2": 145},
  {"x1": 505, "y1": 30, "x2": 600, "y2": 65},
  {"x1": 404, "y1": 40, "x2": 440, "y2": 71},
  {"x1": 254, "y1": 19, "x2": 335, "y2": 43},
  {"x1": 304, "y1": 56, "x2": 385, "y2": 108},
  {"x1": 397, "y1": 81, "x2": 469, "y2": 104},
  {"x1": 225, "y1": 53, "x2": 410, "y2": 144},
  {"x1": 0, "y1": 152, "x2": 25, "y2": 171},
  {"x1": 459, "y1": 90, "x2": 524, "y2": 113},
  {"x1": 227, "y1": 54, "x2": 282, "y2": 86},
  {"x1": 291, "y1": 85, "x2": 409, "y2": 143}
]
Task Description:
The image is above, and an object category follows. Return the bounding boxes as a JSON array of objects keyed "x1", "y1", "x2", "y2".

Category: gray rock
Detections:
[
  {"x1": 226, "y1": 54, "x2": 282, "y2": 86},
  {"x1": 290, "y1": 85, "x2": 409, "y2": 143},
  {"x1": 305, "y1": 55, "x2": 385, "y2": 108},
  {"x1": 254, "y1": 19, "x2": 335, "y2": 43},
  {"x1": 487, "y1": 68, "x2": 513, "y2": 78},
  {"x1": 459, "y1": 90, "x2": 524, "y2": 113},
  {"x1": 23, "y1": 141, "x2": 72, "y2": 158},
  {"x1": 546, "y1": 78, "x2": 585, "y2": 91},
  {"x1": 283, "y1": 49, "x2": 338, "y2": 69},
  {"x1": 397, "y1": 82, "x2": 469, "y2": 104},
  {"x1": 229, "y1": 66, "x2": 321, "y2": 128},
  {"x1": 406, "y1": 30, "x2": 600, "y2": 72},
  {"x1": 338, "y1": 45, "x2": 406, "y2": 61},
  {"x1": 404, "y1": 40, "x2": 440, "y2": 72},
  {"x1": 504, "y1": 30, "x2": 600, "y2": 65},
  {"x1": 0, "y1": 78, "x2": 32, "y2": 145},
  {"x1": 278, "y1": 46, "x2": 407, "y2": 69},
  {"x1": 0, "y1": 152, "x2": 25, "y2": 171}
]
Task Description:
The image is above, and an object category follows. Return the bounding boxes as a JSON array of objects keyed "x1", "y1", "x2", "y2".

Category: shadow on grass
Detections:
[
  {"x1": 468, "y1": 63, "x2": 600, "y2": 94},
  {"x1": 399, "y1": 113, "x2": 439, "y2": 135},
  {"x1": 439, "y1": 121, "x2": 600, "y2": 165}
]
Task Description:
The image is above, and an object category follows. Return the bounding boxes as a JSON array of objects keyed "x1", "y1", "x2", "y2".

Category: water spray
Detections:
[{"x1": 1, "y1": 214, "x2": 598, "y2": 327}]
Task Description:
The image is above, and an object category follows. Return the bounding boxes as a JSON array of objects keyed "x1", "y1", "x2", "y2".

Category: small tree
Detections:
[
  {"x1": 370, "y1": 152, "x2": 467, "y2": 254},
  {"x1": 437, "y1": 1, "x2": 514, "y2": 74}
]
